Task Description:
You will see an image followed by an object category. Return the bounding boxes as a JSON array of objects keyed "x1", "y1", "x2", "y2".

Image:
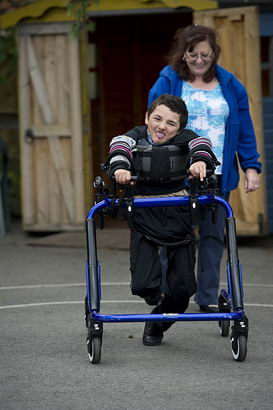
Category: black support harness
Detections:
[{"x1": 133, "y1": 144, "x2": 189, "y2": 182}]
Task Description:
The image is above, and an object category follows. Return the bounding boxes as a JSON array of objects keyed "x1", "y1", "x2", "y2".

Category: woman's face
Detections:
[
  {"x1": 145, "y1": 104, "x2": 180, "y2": 144},
  {"x1": 184, "y1": 40, "x2": 214, "y2": 78}
]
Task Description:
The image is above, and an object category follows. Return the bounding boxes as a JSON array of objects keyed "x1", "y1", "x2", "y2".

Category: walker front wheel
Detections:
[
  {"x1": 86, "y1": 318, "x2": 103, "y2": 364},
  {"x1": 231, "y1": 334, "x2": 247, "y2": 362},
  {"x1": 86, "y1": 336, "x2": 102, "y2": 364}
]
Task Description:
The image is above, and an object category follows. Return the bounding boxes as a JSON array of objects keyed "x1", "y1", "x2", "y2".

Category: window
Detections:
[{"x1": 261, "y1": 36, "x2": 273, "y2": 97}]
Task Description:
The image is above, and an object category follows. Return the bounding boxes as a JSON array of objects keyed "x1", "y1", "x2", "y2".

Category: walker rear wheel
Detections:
[
  {"x1": 231, "y1": 334, "x2": 247, "y2": 362},
  {"x1": 219, "y1": 320, "x2": 230, "y2": 337},
  {"x1": 218, "y1": 291, "x2": 231, "y2": 337},
  {"x1": 84, "y1": 296, "x2": 89, "y2": 328}
]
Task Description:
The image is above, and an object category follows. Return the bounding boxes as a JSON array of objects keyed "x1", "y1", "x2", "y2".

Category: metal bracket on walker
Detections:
[
  {"x1": 231, "y1": 315, "x2": 249, "y2": 338},
  {"x1": 93, "y1": 174, "x2": 120, "y2": 228},
  {"x1": 94, "y1": 176, "x2": 106, "y2": 229},
  {"x1": 188, "y1": 174, "x2": 220, "y2": 226},
  {"x1": 189, "y1": 178, "x2": 200, "y2": 227},
  {"x1": 111, "y1": 175, "x2": 138, "y2": 229},
  {"x1": 88, "y1": 318, "x2": 103, "y2": 338},
  {"x1": 125, "y1": 194, "x2": 134, "y2": 228}
]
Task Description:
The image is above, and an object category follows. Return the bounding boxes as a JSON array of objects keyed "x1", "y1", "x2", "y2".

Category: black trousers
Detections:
[{"x1": 129, "y1": 206, "x2": 197, "y2": 314}]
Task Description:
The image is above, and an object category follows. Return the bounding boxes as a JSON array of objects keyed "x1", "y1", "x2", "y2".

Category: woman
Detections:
[{"x1": 148, "y1": 24, "x2": 261, "y2": 313}]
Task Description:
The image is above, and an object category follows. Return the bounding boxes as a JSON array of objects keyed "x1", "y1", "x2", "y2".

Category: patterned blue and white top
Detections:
[{"x1": 182, "y1": 82, "x2": 229, "y2": 174}]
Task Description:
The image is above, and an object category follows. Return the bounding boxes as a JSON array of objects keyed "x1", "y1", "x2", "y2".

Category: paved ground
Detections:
[{"x1": 1, "y1": 219, "x2": 273, "y2": 410}]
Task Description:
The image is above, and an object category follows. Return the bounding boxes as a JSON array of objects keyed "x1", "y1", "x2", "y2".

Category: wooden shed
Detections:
[
  {"x1": 0, "y1": 0, "x2": 270, "y2": 235},
  {"x1": 194, "y1": 6, "x2": 267, "y2": 235}
]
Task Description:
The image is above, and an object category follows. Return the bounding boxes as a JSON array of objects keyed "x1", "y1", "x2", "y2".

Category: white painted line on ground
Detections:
[
  {"x1": 0, "y1": 282, "x2": 128, "y2": 290},
  {"x1": 1, "y1": 282, "x2": 273, "y2": 291},
  {"x1": 1, "y1": 300, "x2": 273, "y2": 310},
  {"x1": 0, "y1": 300, "x2": 139, "y2": 309}
]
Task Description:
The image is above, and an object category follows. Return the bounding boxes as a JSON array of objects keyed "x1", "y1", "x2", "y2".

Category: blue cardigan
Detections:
[{"x1": 148, "y1": 65, "x2": 262, "y2": 193}]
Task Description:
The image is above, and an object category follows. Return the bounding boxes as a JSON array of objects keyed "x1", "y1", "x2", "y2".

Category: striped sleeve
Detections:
[
  {"x1": 188, "y1": 137, "x2": 212, "y2": 160},
  {"x1": 108, "y1": 135, "x2": 136, "y2": 170},
  {"x1": 188, "y1": 137, "x2": 220, "y2": 169}
]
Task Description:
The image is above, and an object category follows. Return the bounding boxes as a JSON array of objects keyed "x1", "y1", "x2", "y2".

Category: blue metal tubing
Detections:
[
  {"x1": 87, "y1": 194, "x2": 233, "y2": 219},
  {"x1": 226, "y1": 216, "x2": 244, "y2": 310},
  {"x1": 92, "y1": 311, "x2": 244, "y2": 323},
  {"x1": 86, "y1": 218, "x2": 100, "y2": 312}
]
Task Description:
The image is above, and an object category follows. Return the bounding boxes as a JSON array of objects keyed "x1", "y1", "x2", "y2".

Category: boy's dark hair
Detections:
[
  {"x1": 167, "y1": 25, "x2": 221, "y2": 83},
  {"x1": 147, "y1": 94, "x2": 188, "y2": 130}
]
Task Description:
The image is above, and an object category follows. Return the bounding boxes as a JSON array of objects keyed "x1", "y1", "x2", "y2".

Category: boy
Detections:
[{"x1": 107, "y1": 94, "x2": 217, "y2": 346}]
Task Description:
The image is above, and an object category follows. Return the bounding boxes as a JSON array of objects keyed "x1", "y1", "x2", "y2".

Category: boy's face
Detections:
[{"x1": 145, "y1": 104, "x2": 181, "y2": 144}]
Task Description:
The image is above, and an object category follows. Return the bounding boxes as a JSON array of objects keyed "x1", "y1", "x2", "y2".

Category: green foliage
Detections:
[
  {"x1": 0, "y1": 2, "x2": 96, "y2": 80},
  {"x1": 65, "y1": 0, "x2": 96, "y2": 37},
  {"x1": 0, "y1": 27, "x2": 17, "y2": 84}
]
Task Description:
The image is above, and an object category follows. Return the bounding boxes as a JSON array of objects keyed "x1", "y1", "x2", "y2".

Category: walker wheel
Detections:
[
  {"x1": 219, "y1": 320, "x2": 230, "y2": 337},
  {"x1": 86, "y1": 336, "x2": 102, "y2": 364},
  {"x1": 218, "y1": 291, "x2": 231, "y2": 337},
  {"x1": 231, "y1": 335, "x2": 247, "y2": 362},
  {"x1": 86, "y1": 319, "x2": 103, "y2": 364},
  {"x1": 84, "y1": 296, "x2": 89, "y2": 328}
]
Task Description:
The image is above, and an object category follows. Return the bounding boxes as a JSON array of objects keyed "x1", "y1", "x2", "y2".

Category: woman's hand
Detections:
[
  {"x1": 114, "y1": 169, "x2": 132, "y2": 184},
  {"x1": 245, "y1": 168, "x2": 259, "y2": 193},
  {"x1": 189, "y1": 161, "x2": 207, "y2": 181}
]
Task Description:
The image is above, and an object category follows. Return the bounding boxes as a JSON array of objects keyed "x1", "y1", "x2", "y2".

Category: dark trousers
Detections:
[
  {"x1": 130, "y1": 228, "x2": 197, "y2": 313},
  {"x1": 194, "y1": 191, "x2": 230, "y2": 306}
]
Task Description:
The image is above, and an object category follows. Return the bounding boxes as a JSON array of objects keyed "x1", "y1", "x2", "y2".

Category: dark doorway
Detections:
[{"x1": 88, "y1": 11, "x2": 192, "y2": 175}]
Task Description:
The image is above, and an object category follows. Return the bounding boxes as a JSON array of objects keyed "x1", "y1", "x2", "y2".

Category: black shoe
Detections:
[
  {"x1": 142, "y1": 321, "x2": 163, "y2": 346},
  {"x1": 142, "y1": 305, "x2": 164, "y2": 346},
  {"x1": 199, "y1": 304, "x2": 219, "y2": 313}
]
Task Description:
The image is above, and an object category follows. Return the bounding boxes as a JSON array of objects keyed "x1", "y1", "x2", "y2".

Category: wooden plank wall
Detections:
[
  {"x1": 79, "y1": 30, "x2": 93, "y2": 211},
  {"x1": 18, "y1": 23, "x2": 87, "y2": 231},
  {"x1": 18, "y1": 35, "x2": 33, "y2": 226},
  {"x1": 194, "y1": 6, "x2": 267, "y2": 235},
  {"x1": 263, "y1": 97, "x2": 273, "y2": 233}
]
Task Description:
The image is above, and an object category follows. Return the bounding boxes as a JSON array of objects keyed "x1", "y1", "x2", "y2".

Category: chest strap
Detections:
[{"x1": 133, "y1": 145, "x2": 188, "y2": 182}]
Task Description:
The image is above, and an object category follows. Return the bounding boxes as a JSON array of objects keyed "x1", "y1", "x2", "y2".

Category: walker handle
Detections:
[{"x1": 111, "y1": 175, "x2": 139, "y2": 184}]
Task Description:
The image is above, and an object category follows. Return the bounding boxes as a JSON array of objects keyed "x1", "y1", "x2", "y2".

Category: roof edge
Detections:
[{"x1": 0, "y1": 0, "x2": 218, "y2": 30}]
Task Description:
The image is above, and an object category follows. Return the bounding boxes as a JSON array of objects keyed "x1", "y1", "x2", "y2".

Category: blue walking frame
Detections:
[{"x1": 85, "y1": 193, "x2": 248, "y2": 363}]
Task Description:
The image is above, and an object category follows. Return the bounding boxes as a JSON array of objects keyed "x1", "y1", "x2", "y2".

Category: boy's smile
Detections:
[{"x1": 145, "y1": 105, "x2": 180, "y2": 144}]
